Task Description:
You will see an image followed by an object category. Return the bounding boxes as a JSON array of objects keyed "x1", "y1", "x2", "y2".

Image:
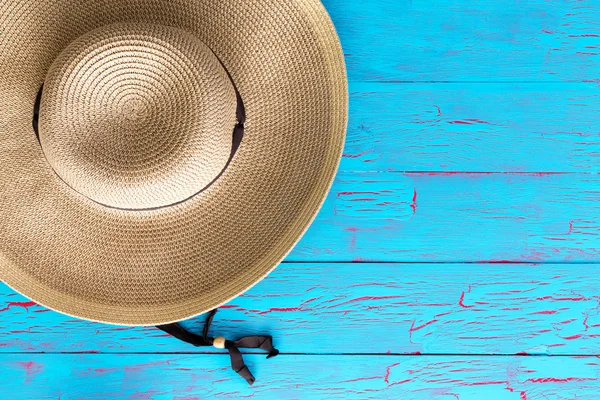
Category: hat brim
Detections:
[{"x1": 0, "y1": 0, "x2": 347, "y2": 325}]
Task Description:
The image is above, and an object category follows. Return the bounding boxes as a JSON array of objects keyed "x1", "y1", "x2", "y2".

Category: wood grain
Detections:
[
  {"x1": 344, "y1": 82, "x2": 600, "y2": 173},
  {"x1": 291, "y1": 172, "x2": 600, "y2": 262},
  {"x1": 326, "y1": 0, "x2": 600, "y2": 82},
  {"x1": 2, "y1": 354, "x2": 599, "y2": 399},
  {"x1": 3, "y1": 263, "x2": 600, "y2": 355}
]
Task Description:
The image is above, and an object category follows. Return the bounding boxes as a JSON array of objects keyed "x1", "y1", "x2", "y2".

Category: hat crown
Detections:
[{"x1": 37, "y1": 23, "x2": 238, "y2": 210}]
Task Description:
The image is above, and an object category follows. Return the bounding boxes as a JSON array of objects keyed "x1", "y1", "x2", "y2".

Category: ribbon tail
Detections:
[
  {"x1": 226, "y1": 342, "x2": 256, "y2": 385},
  {"x1": 235, "y1": 335, "x2": 280, "y2": 359},
  {"x1": 225, "y1": 336, "x2": 279, "y2": 385}
]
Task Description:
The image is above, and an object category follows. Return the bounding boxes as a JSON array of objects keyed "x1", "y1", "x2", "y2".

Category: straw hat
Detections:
[{"x1": 0, "y1": 0, "x2": 347, "y2": 326}]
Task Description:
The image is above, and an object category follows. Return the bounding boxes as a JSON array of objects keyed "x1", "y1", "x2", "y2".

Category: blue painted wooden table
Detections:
[{"x1": 2, "y1": 1, "x2": 600, "y2": 398}]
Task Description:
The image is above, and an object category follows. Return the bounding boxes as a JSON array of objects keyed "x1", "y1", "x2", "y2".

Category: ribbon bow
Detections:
[{"x1": 157, "y1": 309, "x2": 279, "y2": 384}]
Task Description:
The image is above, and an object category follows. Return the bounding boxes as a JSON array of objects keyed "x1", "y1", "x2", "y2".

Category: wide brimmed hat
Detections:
[{"x1": 0, "y1": 0, "x2": 347, "y2": 326}]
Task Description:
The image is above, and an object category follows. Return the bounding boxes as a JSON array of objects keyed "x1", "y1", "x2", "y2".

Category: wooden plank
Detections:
[
  {"x1": 2, "y1": 354, "x2": 599, "y2": 399},
  {"x1": 343, "y1": 82, "x2": 600, "y2": 173},
  {"x1": 4, "y1": 263, "x2": 600, "y2": 355},
  {"x1": 325, "y1": 0, "x2": 600, "y2": 82},
  {"x1": 2, "y1": 174, "x2": 597, "y2": 286},
  {"x1": 292, "y1": 172, "x2": 600, "y2": 262}
]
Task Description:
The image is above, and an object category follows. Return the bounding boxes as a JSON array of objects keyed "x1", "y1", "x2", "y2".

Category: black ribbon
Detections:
[
  {"x1": 31, "y1": 53, "x2": 247, "y2": 212},
  {"x1": 156, "y1": 309, "x2": 279, "y2": 385}
]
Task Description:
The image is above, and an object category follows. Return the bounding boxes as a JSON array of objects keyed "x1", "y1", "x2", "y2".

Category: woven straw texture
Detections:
[{"x1": 0, "y1": 0, "x2": 347, "y2": 325}]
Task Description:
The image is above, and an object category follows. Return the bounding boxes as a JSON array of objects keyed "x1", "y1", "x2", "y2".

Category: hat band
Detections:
[{"x1": 32, "y1": 72, "x2": 246, "y2": 211}]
